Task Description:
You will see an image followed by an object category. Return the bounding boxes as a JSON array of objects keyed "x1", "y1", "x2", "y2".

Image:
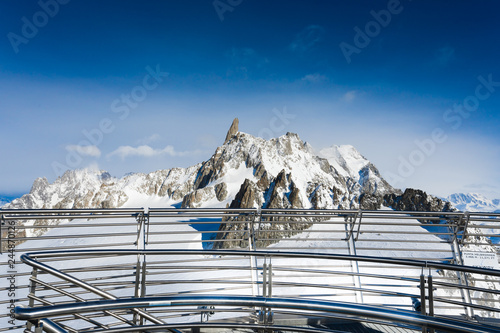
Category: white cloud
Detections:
[
  {"x1": 342, "y1": 90, "x2": 357, "y2": 102},
  {"x1": 65, "y1": 144, "x2": 101, "y2": 157},
  {"x1": 301, "y1": 73, "x2": 326, "y2": 83},
  {"x1": 107, "y1": 145, "x2": 202, "y2": 160}
]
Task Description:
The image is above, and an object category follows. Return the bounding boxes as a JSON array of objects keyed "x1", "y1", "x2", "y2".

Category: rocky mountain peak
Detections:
[
  {"x1": 224, "y1": 117, "x2": 239, "y2": 144},
  {"x1": 384, "y1": 188, "x2": 454, "y2": 212},
  {"x1": 6, "y1": 123, "x2": 402, "y2": 213},
  {"x1": 4, "y1": 118, "x2": 464, "y2": 248},
  {"x1": 30, "y1": 177, "x2": 50, "y2": 195}
]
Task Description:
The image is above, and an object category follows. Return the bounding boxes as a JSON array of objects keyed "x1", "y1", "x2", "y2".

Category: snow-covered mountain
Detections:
[
  {"x1": 3, "y1": 119, "x2": 455, "y2": 242},
  {"x1": 447, "y1": 193, "x2": 500, "y2": 213},
  {"x1": 6, "y1": 119, "x2": 399, "y2": 212}
]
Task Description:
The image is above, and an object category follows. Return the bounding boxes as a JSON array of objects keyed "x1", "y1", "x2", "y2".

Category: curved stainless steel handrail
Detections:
[
  {"x1": 16, "y1": 249, "x2": 500, "y2": 332},
  {"x1": 80, "y1": 322, "x2": 341, "y2": 333},
  {"x1": 16, "y1": 295, "x2": 500, "y2": 333},
  {"x1": 5, "y1": 208, "x2": 499, "y2": 333},
  {"x1": 21, "y1": 249, "x2": 500, "y2": 277}
]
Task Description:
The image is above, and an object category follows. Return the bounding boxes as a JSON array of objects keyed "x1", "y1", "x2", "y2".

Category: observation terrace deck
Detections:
[{"x1": 1, "y1": 208, "x2": 499, "y2": 332}]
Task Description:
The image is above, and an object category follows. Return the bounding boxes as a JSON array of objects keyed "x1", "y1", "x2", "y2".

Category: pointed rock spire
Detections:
[{"x1": 224, "y1": 118, "x2": 239, "y2": 144}]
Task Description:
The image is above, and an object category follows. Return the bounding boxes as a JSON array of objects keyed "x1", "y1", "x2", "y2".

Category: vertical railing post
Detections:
[
  {"x1": 259, "y1": 257, "x2": 273, "y2": 331},
  {"x1": 344, "y1": 212, "x2": 363, "y2": 303},
  {"x1": 450, "y1": 213, "x2": 474, "y2": 318},
  {"x1": 0, "y1": 213, "x2": 4, "y2": 254},
  {"x1": 460, "y1": 212, "x2": 471, "y2": 245},
  {"x1": 249, "y1": 210, "x2": 259, "y2": 298},
  {"x1": 133, "y1": 210, "x2": 149, "y2": 325},
  {"x1": 33, "y1": 320, "x2": 43, "y2": 333},
  {"x1": 26, "y1": 267, "x2": 38, "y2": 332},
  {"x1": 419, "y1": 268, "x2": 435, "y2": 333},
  {"x1": 262, "y1": 262, "x2": 267, "y2": 298},
  {"x1": 267, "y1": 261, "x2": 273, "y2": 325},
  {"x1": 420, "y1": 270, "x2": 427, "y2": 333},
  {"x1": 141, "y1": 210, "x2": 148, "y2": 326},
  {"x1": 259, "y1": 260, "x2": 267, "y2": 331},
  {"x1": 428, "y1": 270, "x2": 435, "y2": 333}
]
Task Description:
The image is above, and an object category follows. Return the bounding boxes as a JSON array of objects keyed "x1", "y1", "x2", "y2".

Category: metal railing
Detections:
[{"x1": 1, "y1": 208, "x2": 499, "y2": 332}]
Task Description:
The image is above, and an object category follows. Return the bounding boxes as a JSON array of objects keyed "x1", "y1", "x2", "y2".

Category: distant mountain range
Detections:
[
  {"x1": 2, "y1": 118, "x2": 492, "y2": 242},
  {"x1": 446, "y1": 193, "x2": 500, "y2": 213},
  {"x1": 4, "y1": 118, "x2": 453, "y2": 213}
]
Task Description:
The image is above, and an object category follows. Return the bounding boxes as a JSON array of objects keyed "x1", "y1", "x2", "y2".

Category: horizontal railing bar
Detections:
[
  {"x1": 15, "y1": 295, "x2": 500, "y2": 333},
  {"x1": 2, "y1": 214, "x2": 140, "y2": 221},
  {"x1": 432, "y1": 296, "x2": 500, "y2": 313},
  {"x1": 27, "y1": 294, "x2": 113, "y2": 330},
  {"x1": 21, "y1": 249, "x2": 500, "y2": 277},
  {"x1": 13, "y1": 232, "x2": 138, "y2": 241},
  {"x1": 461, "y1": 233, "x2": 500, "y2": 237},
  {"x1": 149, "y1": 208, "x2": 256, "y2": 212},
  {"x1": 260, "y1": 208, "x2": 464, "y2": 215},
  {"x1": 356, "y1": 230, "x2": 453, "y2": 235},
  {"x1": 0, "y1": 208, "x2": 143, "y2": 214},
  {"x1": 432, "y1": 280, "x2": 500, "y2": 295},
  {"x1": 353, "y1": 238, "x2": 449, "y2": 243},
  {"x1": 82, "y1": 321, "x2": 345, "y2": 333},
  {"x1": 355, "y1": 247, "x2": 453, "y2": 252},
  {"x1": 9, "y1": 242, "x2": 137, "y2": 253},
  {"x1": 10, "y1": 223, "x2": 138, "y2": 229},
  {"x1": 4, "y1": 208, "x2": 490, "y2": 219}
]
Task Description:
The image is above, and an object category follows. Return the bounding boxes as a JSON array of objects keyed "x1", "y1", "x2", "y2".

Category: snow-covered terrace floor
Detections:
[{"x1": 1, "y1": 208, "x2": 500, "y2": 332}]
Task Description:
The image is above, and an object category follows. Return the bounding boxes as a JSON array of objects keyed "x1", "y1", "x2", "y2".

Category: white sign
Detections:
[{"x1": 462, "y1": 252, "x2": 500, "y2": 270}]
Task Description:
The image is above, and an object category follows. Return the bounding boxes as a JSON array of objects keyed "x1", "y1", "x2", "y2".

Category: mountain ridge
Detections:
[
  {"x1": 446, "y1": 192, "x2": 500, "y2": 213},
  {"x1": 2, "y1": 119, "x2": 458, "y2": 242},
  {"x1": 6, "y1": 122, "x2": 401, "y2": 212}
]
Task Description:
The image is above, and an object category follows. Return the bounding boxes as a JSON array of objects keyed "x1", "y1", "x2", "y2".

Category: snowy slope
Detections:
[
  {"x1": 3, "y1": 210, "x2": 498, "y2": 331},
  {"x1": 319, "y1": 145, "x2": 369, "y2": 181}
]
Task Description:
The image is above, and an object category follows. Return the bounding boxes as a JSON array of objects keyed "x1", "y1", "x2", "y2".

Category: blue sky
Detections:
[{"x1": 1, "y1": 0, "x2": 500, "y2": 199}]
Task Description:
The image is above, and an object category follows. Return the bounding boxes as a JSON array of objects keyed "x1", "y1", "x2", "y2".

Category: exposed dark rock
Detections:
[
  {"x1": 254, "y1": 162, "x2": 266, "y2": 179},
  {"x1": 265, "y1": 170, "x2": 289, "y2": 209},
  {"x1": 254, "y1": 163, "x2": 271, "y2": 191},
  {"x1": 213, "y1": 179, "x2": 261, "y2": 249},
  {"x1": 317, "y1": 157, "x2": 332, "y2": 174},
  {"x1": 101, "y1": 195, "x2": 115, "y2": 208},
  {"x1": 194, "y1": 162, "x2": 214, "y2": 190},
  {"x1": 171, "y1": 181, "x2": 194, "y2": 201},
  {"x1": 256, "y1": 173, "x2": 270, "y2": 191},
  {"x1": 229, "y1": 179, "x2": 261, "y2": 209},
  {"x1": 289, "y1": 182, "x2": 303, "y2": 209},
  {"x1": 215, "y1": 182, "x2": 228, "y2": 201},
  {"x1": 224, "y1": 118, "x2": 239, "y2": 144},
  {"x1": 359, "y1": 193, "x2": 381, "y2": 210},
  {"x1": 332, "y1": 186, "x2": 344, "y2": 207},
  {"x1": 384, "y1": 188, "x2": 454, "y2": 212},
  {"x1": 309, "y1": 184, "x2": 325, "y2": 209},
  {"x1": 181, "y1": 187, "x2": 216, "y2": 208}
]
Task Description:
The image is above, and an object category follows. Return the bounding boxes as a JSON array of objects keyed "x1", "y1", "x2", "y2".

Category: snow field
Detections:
[{"x1": 2, "y1": 212, "x2": 500, "y2": 331}]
